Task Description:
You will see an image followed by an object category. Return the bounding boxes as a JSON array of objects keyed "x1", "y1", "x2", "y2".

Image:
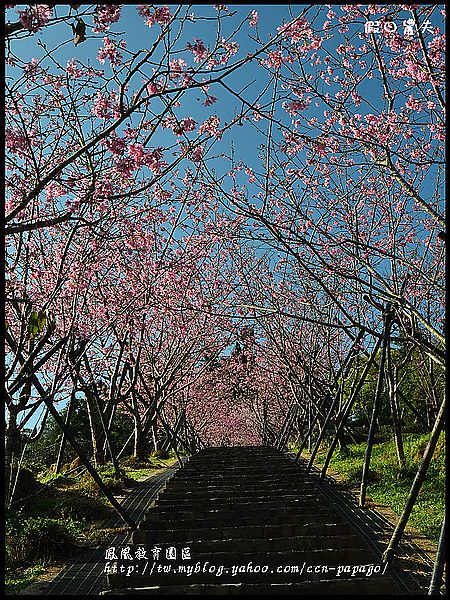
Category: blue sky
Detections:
[
  {"x1": 6, "y1": 4, "x2": 309, "y2": 175},
  {"x1": 6, "y1": 4, "x2": 445, "y2": 183}
]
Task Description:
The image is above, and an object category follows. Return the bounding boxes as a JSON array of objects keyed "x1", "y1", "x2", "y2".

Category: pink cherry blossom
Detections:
[
  {"x1": 91, "y1": 90, "x2": 119, "y2": 119},
  {"x1": 5, "y1": 5, "x2": 445, "y2": 462},
  {"x1": 249, "y1": 10, "x2": 258, "y2": 27},
  {"x1": 203, "y1": 95, "x2": 217, "y2": 107},
  {"x1": 97, "y1": 36, "x2": 124, "y2": 66},
  {"x1": 169, "y1": 58, "x2": 187, "y2": 80},
  {"x1": 405, "y1": 95, "x2": 423, "y2": 112},
  {"x1": 65, "y1": 58, "x2": 82, "y2": 79},
  {"x1": 277, "y1": 16, "x2": 310, "y2": 42},
  {"x1": 162, "y1": 116, "x2": 197, "y2": 136},
  {"x1": 190, "y1": 145, "x2": 204, "y2": 162},
  {"x1": 93, "y1": 4, "x2": 122, "y2": 32},
  {"x1": 17, "y1": 4, "x2": 52, "y2": 32},
  {"x1": 187, "y1": 38, "x2": 208, "y2": 63},
  {"x1": 138, "y1": 5, "x2": 171, "y2": 28},
  {"x1": 199, "y1": 115, "x2": 222, "y2": 139}
]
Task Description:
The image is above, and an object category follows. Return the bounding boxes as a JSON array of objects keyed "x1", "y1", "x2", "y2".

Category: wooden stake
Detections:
[
  {"x1": 382, "y1": 398, "x2": 445, "y2": 565},
  {"x1": 319, "y1": 335, "x2": 383, "y2": 482},
  {"x1": 55, "y1": 389, "x2": 76, "y2": 474},
  {"x1": 428, "y1": 514, "x2": 446, "y2": 595},
  {"x1": 359, "y1": 307, "x2": 392, "y2": 507}
]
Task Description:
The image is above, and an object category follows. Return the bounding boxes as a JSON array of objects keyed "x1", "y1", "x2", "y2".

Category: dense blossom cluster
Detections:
[
  {"x1": 138, "y1": 5, "x2": 171, "y2": 28},
  {"x1": 17, "y1": 4, "x2": 52, "y2": 32},
  {"x1": 162, "y1": 115, "x2": 197, "y2": 136},
  {"x1": 97, "y1": 36, "x2": 125, "y2": 66},
  {"x1": 93, "y1": 4, "x2": 122, "y2": 32},
  {"x1": 198, "y1": 115, "x2": 222, "y2": 140},
  {"x1": 185, "y1": 345, "x2": 288, "y2": 446},
  {"x1": 91, "y1": 90, "x2": 120, "y2": 119},
  {"x1": 187, "y1": 38, "x2": 208, "y2": 63}
]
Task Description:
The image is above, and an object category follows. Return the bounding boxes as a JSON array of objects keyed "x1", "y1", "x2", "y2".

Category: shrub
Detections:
[
  {"x1": 152, "y1": 449, "x2": 171, "y2": 459},
  {"x1": 120, "y1": 455, "x2": 153, "y2": 469},
  {"x1": 346, "y1": 465, "x2": 380, "y2": 484},
  {"x1": 9, "y1": 466, "x2": 41, "y2": 502},
  {"x1": 73, "y1": 467, "x2": 135, "y2": 496},
  {"x1": 396, "y1": 464, "x2": 418, "y2": 481},
  {"x1": 6, "y1": 516, "x2": 83, "y2": 567},
  {"x1": 59, "y1": 493, "x2": 110, "y2": 521},
  {"x1": 5, "y1": 563, "x2": 46, "y2": 595}
]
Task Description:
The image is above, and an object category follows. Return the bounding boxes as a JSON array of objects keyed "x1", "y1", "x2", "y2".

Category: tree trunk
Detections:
[
  {"x1": 85, "y1": 388, "x2": 104, "y2": 467},
  {"x1": 428, "y1": 514, "x2": 446, "y2": 595},
  {"x1": 133, "y1": 414, "x2": 146, "y2": 460},
  {"x1": 319, "y1": 334, "x2": 384, "y2": 482},
  {"x1": 382, "y1": 398, "x2": 445, "y2": 565},
  {"x1": 102, "y1": 403, "x2": 116, "y2": 463},
  {"x1": 359, "y1": 308, "x2": 392, "y2": 507},
  {"x1": 5, "y1": 408, "x2": 18, "y2": 505},
  {"x1": 387, "y1": 363, "x2": 405, "y2": 469},
  {"x1": 56, "y1": 390, "x2": 76, "y2": 473},
  {"x1": 152, "y1": 417, "x2": 158, "y2": 452}
]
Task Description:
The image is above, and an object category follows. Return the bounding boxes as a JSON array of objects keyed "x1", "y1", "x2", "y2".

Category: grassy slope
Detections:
[
  {"x1": 5, "y1": 452, "x2": 180, "y2": 595},
  {"x1": 292, "y1": 432, "x2": 445, "y2": 542}
]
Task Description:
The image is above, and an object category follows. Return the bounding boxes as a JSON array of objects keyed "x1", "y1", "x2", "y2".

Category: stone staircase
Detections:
[{"x1": 102, "y1": 446, "x2": 401, "y2": 595}]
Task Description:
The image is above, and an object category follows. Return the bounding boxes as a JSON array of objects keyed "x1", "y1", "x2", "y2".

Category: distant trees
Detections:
[
  {"x1": 15, "y1": 394, "x2": 134, "y2": 473},
  {"x1": 346, "y1": 341, "x2": 445, "y2": 432}
]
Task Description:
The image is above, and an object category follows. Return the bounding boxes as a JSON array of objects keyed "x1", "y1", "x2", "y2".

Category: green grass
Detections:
[
  {"x1": 6, "y1": 515, "x2": 85, "y2": 565},
  {"x1": 120, "y1": 453, "x2": 179, "y2": 481},
  {"x1": 5, "y1": 564, "x2": 47, "y2": 595},
  {"x1": 5, "y1": 451, "x2": 181, "y2": 594},
  {"x1": 291, "y1": 432, "x2": 445, "y2": 542}
]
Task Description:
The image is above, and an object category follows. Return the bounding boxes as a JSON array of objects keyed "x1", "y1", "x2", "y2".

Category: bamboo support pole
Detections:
[
  {"x1": 382, "y1": 398, "x2": 445, "y2": 565},
  {"x1": 428, "y1": 514, "x2": 446, "y2": 595},
  {"x1": 305, "y1": 391, "x2": 340, "y2": 473},
  {"x1": 31, "y1": 376, "x2": 136, "y2": 528},
  {"x1": 5, "y1": 332, "x2": 137, "y2": 529},
  {"x1": 295, "y1": 334, "x2": 365, "y2": 466},
  {"x1": 359, "y1": 308, "x2": 392, "y2": 507},
  {"x1": 55, "y1": 389, "x2": 76, "y2": 474},
  {"x1": 319, "y1": 335, "x2": 383, "y2": 482}
]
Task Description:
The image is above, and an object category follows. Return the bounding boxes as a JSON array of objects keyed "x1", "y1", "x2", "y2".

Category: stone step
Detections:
[
  {"x1": 125, "y1": 533, "x2": 363, "y2": 554},
  {"x1": 102, "y1": 576, "x2": 398, "y2": 595},
  {"x1": 152, "y1": 495, "x2": 323, "y2": 510},
  {"x1": 175, "y1": 463, "x2": 302, "y2": 471},
  {"x1": 191, "y1": 446, "x2": 278, "y2": 453},
  {"x1": 132, "y1": 521, "x2": 354, "y2": 544},
  {"x1": 170, "y1": 474, "x2": 305, "y2": 485},
  {"x1": 139, "y1": 510, "x2": 343, "y2": 530},
  {"x1": 173, "y1": 473, "x2": 301, "y2": 482},
  {"x1": 163, "y1": 478, "x2": 314, "y2": 489},
  {"x1": 158, "y1": 489, "x2": 316, "y2": 500},
  {"x1": 187, "y1": 462, "x2": 292, "y2": 467},
  {"x1": 187, "y1": 462, "x2": 293, "y2": 466},
  {"x1": 179, "y1": 457, "x2": 298, "y2": 464},
  {"x1": 144, "y1": 504, "x2": 339, "y2": 523},
  {"x1": 192, "y1": 455, "x2": 289, "y2": 460},
  {"x1": 160, "y1": 485, "x2": 318, "y2": 498},
  {"x1": 165, "y1": 546, "x2": 376, "y2": 564},
  {"x1": 163, "y1": 480, "x2": 312, "y2": 493},
  {"x1": 184, "y1": 459, "x2": 293, "y2": 467},
  {"x1": 103, "y1": 446, "x2": 394, "y2": 595},
  {"x1": 178, "y1": 465, "x2": 299, "y2": 473}
]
